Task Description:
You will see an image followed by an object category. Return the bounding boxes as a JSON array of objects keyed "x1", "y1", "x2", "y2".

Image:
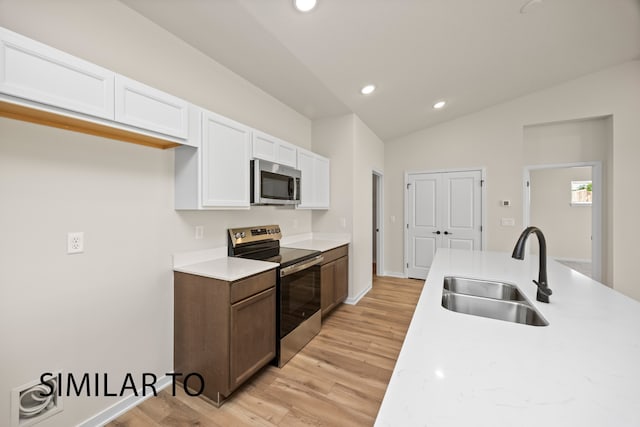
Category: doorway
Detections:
[
  {"x1": 523, "y1": 162, "x2": 602, "y2": 281},
  {"x1": 404, "y1": 169, "x2": 485, "y2": 279},
  {"x1": 372, "y1": 171, "x2": 383, "y2": 276}
]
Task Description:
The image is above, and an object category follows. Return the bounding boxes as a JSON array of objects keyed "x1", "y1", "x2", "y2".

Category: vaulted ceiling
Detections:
[{"x1": 120, "y1": 0, "x2": 640, "y2": 141}]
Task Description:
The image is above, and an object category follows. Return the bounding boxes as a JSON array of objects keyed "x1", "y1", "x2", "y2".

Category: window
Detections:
[{"x1": 571, "y1": 180, "x2": 592, "y2": 206}]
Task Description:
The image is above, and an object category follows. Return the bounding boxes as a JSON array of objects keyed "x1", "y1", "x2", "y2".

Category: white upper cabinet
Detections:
[
  {"x1": 315, "y1": 155, "x2": 330, "y2": 208},
  {"x1": 115, "y1": 75, "x2": 189, "y2": 139},
  {"x1": 175, "y1": 109, "x2": 251, "y2": 209},
  {"x1": 0, "y1": 26, "x2": 114, "y2": 119},
  {"x1": 0, "y1": 26, "x2": 193, "y2": 149},
  {"x1": 252, "y1": 130, "x2": 297, "y2": 168},
  {"x1": 297, "y1": 148, "x2": 330, "y2": 209},
  {"x1": 201, "y1": 110, "x2": 251, "y2": 208}
]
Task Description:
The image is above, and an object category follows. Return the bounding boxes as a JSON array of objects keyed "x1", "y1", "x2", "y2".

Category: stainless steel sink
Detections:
[
  {"x1": 441, "y1": 276, "x2": 548, "y2": 327},
  {"x1": 443, "y1": 276, "x2": 526, "y2": 301},
  {"x1": 441, "y1": 292, "x2": 548, "y2": 326}
]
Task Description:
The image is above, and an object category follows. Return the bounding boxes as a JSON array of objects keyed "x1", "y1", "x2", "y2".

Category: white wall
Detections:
[
  {"x1": 311, "y1": 114, "x2": 384, "y2": 301},
  {"x1": 0, "y1": 1, "x2": 312, "y2": 425},
  {"x1": 385, "y1": 60, "x2": 640, "y2": 301},
  {"x1": 351, "y1": 116, "x2": 385, "y2": 299},
  {"x1": 530, "y1": 167, "x2": 592, "y2": 260}
]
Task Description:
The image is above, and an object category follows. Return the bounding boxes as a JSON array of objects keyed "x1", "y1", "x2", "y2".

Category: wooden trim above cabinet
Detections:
[{"x1": 0, "y1": 100, "x2": 181, "y2": 150}]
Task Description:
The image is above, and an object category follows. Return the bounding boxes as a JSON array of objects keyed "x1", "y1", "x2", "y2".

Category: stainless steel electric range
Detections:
[{"x1": 228, "y1": 225, "x2": 323, "y2": 367}]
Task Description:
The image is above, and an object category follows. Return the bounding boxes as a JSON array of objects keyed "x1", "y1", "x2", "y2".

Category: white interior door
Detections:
[
  {"x1": 407, "y1": 174, "x2": 441, "y2": 279},
  {"x1": 441, "y1": 171, "x2": 482, "y2": 251},
  {"x1": 407, "y1": 170, "x2": 482, "y2": 279}
]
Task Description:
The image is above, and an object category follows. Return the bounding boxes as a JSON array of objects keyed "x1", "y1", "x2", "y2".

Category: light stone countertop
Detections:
[
  {"x1": 280, "y1": 232, "x2": 350, "y2": 252},
  {"x1": 375, "y1": 248, "x2": 640, "y2": 427},
  {"x1": 173, "y1": 256, "x2": 277, "y2": 282},
  {"x1": 172, "y1": 232, "x2": 349, "y2": 281}
]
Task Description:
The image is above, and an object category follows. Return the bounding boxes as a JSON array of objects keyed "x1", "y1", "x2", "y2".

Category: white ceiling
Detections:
[{"x1": 120, "y1": 0, "x2": 640, "y2": 141}]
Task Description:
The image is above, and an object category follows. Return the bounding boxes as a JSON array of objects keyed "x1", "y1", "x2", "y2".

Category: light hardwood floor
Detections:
[{"x1": 108, "y1": 276, "x2": 424, "y2": 427}]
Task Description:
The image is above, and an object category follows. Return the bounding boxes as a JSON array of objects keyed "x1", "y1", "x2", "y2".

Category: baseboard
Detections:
[
  {"x1": 381, "y1": 271, "x2": 407, "y2": 279},
  {"x1": 345, "y1": 282, "x2": 372, "y2": 305},
  {"x1": 77, "y1": 375, "x2": 172, "y2": 427}
]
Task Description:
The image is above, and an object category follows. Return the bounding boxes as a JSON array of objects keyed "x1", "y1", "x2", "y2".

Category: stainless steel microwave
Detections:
[{"x1": 250, "y1": 159, "x2": 301, "y2": 205}]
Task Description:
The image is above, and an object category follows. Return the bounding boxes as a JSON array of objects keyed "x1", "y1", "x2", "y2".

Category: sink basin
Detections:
[
  {"x1": 443, "y1": 276, "x2": 526, "y2": 301},
  {"x1": 441, "y1": 291, "x2": 548, "y2": 326}
]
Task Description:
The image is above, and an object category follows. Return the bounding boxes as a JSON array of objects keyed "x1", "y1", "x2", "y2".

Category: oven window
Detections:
[
  {"x1": 261, "y1": 171, "x2": 294, "y2": 200},
  {"x1": 280, "y1": 266, "x2": 320, "y2": 338}
]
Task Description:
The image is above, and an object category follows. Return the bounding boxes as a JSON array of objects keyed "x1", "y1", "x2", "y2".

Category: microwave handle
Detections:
[{"x1": 294, "y1": 177, "x2": 298, "y2": 201}]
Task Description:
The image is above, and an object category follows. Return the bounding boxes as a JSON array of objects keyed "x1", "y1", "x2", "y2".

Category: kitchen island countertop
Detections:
[{"x1": 375, "y1": 249, "x2": 640, "y2": 427}]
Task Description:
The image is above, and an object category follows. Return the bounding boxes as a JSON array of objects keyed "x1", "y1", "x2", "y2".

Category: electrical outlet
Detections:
[
  {"x1": 195, "y1": 226, "x2": 204, "y2": 240},
  {"x1": 67, "y1": 232, "x2": 84, "y2": 254}
]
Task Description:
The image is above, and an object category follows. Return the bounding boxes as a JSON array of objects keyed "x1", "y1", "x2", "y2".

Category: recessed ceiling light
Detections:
[
  {"x1": 433, "y1": 100, "x2": 446, "y2": 109},
  {"x1": 361, "y1": 84, "x2": 376, "y2": 95},
  {"x1": 294, "y1": 0, "x2": 317, "y2": 12}
]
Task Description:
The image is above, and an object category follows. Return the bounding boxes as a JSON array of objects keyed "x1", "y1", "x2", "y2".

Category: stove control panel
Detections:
[{"x1": 228, "y1": 224, "x2": 282, "y2": 246}]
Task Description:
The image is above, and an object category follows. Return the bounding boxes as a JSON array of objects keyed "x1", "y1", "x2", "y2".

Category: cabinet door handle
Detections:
[
  {"x1": 444, "y1": 231, "x2": 452, "y2": 235},
  {"x1": 432, "y1": 231, "x2": 441, "y2": 235}
]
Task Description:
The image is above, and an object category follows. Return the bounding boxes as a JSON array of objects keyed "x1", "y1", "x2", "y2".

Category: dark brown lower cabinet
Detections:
[
  {"x1": 230, "y1": 287, "x2": 275, "y2": 390},
  {"x1": 174, "y1": 269, "x2": 276, "y2": 406},
  {"x1": 320, "y1": 244, "x2": 349, "y2": 317}
]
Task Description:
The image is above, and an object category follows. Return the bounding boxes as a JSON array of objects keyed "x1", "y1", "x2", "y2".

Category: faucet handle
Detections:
[{"x1": 533, "y1": 280, "x2": 553, "y2": 296}]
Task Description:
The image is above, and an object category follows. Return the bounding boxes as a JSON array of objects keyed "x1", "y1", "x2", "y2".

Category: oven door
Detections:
[
  {"x1": 279, "y1": 255, "x2": 323, "y2": 338},
  {"x1": 251, "y1": 159, "x2": 301, "y2": 205}
]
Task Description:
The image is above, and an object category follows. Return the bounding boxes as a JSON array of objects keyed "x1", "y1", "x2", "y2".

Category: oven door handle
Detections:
[{"x1": 280, "y1": 255, "x2": 324, "y2": 277}]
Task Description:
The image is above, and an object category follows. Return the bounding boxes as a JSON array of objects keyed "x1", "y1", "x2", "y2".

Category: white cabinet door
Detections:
[
  {"x1": 114, "y1": 75, "x2": 188, "y2": 139},
  {"x1": 0, "y1": 26, "x2": 114, "y2": 119},
  {"x1": 315, "y1": 155, "x2": 330, "y2": 208},
  {"x1": 276, "y1": 141, "x2": 297, "y2": 167},
  {"x1": 297, "y1": 148, "x2": 330, "y2": 209},
  {"x1": 252, "y1": 131, "x2": 278, "y2": 162},
  {"x1": 201, "y1": 111, "x2": 251, "y2": 208},
  {"x1": 297, "y1": 149, "x2": 316, "y2": 208},
  {"x1": 251, "y1": 131, "x2": 297, "y2": 168}
]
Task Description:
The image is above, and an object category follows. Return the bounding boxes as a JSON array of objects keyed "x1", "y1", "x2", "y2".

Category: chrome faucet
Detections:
[{"x1": 512, "y1": 226, "x2": 553, "y2": 303}]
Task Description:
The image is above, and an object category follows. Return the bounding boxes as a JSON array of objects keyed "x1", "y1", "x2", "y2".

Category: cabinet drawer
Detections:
[
  {"x1": 321, "y1": 245, "x2": 348, "y2": 265},
  {"x1": 115, "y1": 74, "x2": 188, "y2": 138},
  {"x1": 0, "y1": 27, "x2": 114, "y2": 120},
  {"x1": 230, "y1": 269, "x2": 276, "y2": 304}
]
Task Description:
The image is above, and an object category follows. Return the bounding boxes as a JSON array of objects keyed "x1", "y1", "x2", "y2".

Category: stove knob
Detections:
[
  {"x1": 267, "y1": 229, "x2": 272, "y2": 234},
  {"x1": 276, "y1": 228, "x2": 281, "y2": 233},
  {"x1": 240, "y1": 232, "x2": 246, "y2": 238}
]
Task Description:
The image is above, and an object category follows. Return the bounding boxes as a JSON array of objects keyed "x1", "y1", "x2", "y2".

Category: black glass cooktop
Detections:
[
  {"x1": 262, "y1": 247, "x2": 320, "y2": 268},
  {"x1": 234, "y1": 246, "x2": 319, "y2": 268}
]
